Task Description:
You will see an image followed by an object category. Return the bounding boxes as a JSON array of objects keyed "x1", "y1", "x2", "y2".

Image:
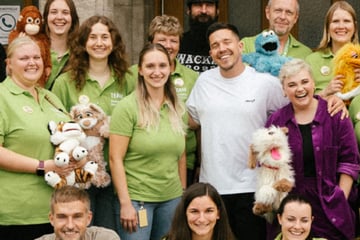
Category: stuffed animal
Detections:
[
  {"x1": 8, "y1": 5, "x2": 51, "y2": 87},
  {"x1": 333, "y1": 43, "x2": 360, "y2": 101},
  {"x1": 70, "y1": 97, "x2": 111, "y2": 188},
  {"x1": 242, "y1": 30, "x2": 290, "y2": 77},
  {"x1": 248, "y1": 125, "x2": 295, "y2": 223},
  {"x1": 45, "y1": 120, "x2": 98, "y2": 189}
]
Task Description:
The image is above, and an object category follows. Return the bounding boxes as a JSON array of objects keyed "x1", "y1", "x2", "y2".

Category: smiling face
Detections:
[
  {"x1": 282, "y1": 68, "x2": 315, "y2": 111},
  {"x1": 7, "y1": 42, "x2": 43, "y2": 88},
  {"x1": 50, "y1": 200, "x2": 92, "y2": 240},
  {"x1": 47, "y1": 0, "x2": 72, "y2": 37},
  {"x1": 152, "y1": 32, "x2": 180, "y2": 64},
  {"x1": 329, "y1": 8, "x2": 356, "y2": 46},
  {"x1": 265, "y1": 0, "x2": 299, "y2": 37},
  {"x1": 139, "y1": 48, "x2": 171, "y2": 91},
  {"x1": 209, "y1": 28, "x2": 243, "y2": 77},
  {"x1": 186, "y1": 195, "x2": 220, "y2": 239},
  {"x1": 86, "y1": 22, "x2": 113, "y2": 61},
  {"x1": 278, "y1": 201, "x2": 313, "y2": 240}
]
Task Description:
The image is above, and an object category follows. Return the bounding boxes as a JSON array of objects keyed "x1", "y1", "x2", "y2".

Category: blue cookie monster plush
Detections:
[{"x1": 242, "y1": 30, "x2": 291, "y2": 77}]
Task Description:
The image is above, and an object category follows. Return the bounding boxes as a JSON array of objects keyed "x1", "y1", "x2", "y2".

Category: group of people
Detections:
[{"x1": 0, "y1": 0, "x2": 360, "y2": 240}]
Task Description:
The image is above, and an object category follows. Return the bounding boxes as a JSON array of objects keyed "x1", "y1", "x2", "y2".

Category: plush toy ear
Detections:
[
  {"x1": 48, "y1": 121, "x2": 58, "y2": 135},
  {"x1": 248, "y1": 144, "x2": 257, "y2": 169},
  {"x1": 280, "y1": 127, "x2": 289, "y2": 135}
]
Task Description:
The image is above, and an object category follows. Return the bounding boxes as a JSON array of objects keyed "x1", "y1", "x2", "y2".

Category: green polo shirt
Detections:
[
  {"x1": 51, "y1": 69, "x2": 136, "y2": 115},
  {"x1": 241, "y1": 32, "x2": 312, "y2": 59},
  {"x1": 128, "y1": 60, "x2": 199, "y2": 169},
  {"x1": 45, "y1": 49, "x2": 70, "y2": 90},
  {"x1": 0, "y1": 77, "x2": 70, "y2": 225},
  {"x1": 305, "y1": 48, "x2": 333, "y2": 93},
  {"x1": 110, "y1": 93, "x2": 185, "y2": 201}
]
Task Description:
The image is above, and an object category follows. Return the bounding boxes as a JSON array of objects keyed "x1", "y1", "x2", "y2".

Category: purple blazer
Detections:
[{"x1": 266, "y1": 96, "x2": 360, "y2": 239}]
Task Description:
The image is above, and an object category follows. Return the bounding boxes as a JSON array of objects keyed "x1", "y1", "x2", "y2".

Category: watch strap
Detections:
[{"x1": 36, "y1": 160, "x2": 45, "y2": 176}]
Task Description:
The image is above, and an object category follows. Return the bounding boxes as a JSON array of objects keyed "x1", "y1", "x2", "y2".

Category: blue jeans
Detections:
[
  {"x1": 87, "y1": 183, "x2": 116, "y2": 231},
  {"x1": 114, "y1": 197, "x2": 180, "y2": 240}
]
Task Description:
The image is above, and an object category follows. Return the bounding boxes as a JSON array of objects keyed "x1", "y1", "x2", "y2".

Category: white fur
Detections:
[{"x1": 249, "y1": 125, "x2": 295, "y2": 222}]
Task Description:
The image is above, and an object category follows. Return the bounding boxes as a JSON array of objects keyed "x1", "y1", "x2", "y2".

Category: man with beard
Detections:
[
  {"x1": 242, "y1": 0, "x2": 311, "y2": 59},
  {"x1": 177, "y1": 0, "x2": 219, "y2": 73}
]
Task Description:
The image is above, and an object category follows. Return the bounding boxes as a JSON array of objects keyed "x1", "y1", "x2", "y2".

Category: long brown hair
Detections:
[
  {"x1": 165, "y1": 183, "x2": 235, "y2": 240},
  {"x1": 68, "y1": 15, "x2": 129, "y2": 90},
  {"x1": 43, "y1": 0, "x2": 80, "y2": 47}
]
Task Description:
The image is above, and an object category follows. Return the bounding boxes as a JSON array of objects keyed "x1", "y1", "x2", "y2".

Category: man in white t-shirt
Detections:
[{"x1": 186, "y1": 22, "x2": 288, "y2": 240}]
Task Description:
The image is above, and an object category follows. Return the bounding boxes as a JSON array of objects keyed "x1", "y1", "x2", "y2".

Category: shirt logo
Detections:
[{"x1": 23, "y1": 106, "x2": 33, "y2": 114}]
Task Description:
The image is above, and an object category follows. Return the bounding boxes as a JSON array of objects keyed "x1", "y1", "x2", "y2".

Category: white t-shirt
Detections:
[{"x1": 186, "y1": 66, "x2": 288, "y2": 194}]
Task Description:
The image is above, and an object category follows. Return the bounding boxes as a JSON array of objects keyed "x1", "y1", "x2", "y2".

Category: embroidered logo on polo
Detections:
[
  {"x1": 174, "y1": 78, "x2": 184, "y2": 87},
  {"x1": 22, "y1": 106, "x2": 33, "y2": 113}
]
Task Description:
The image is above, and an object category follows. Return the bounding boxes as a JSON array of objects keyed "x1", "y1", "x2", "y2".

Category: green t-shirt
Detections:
[
  {"x1": 242, "y1": 32, "x2": 312, "y2": 60},
  {"x1": 128, "y1": 60, "x2": 199, "y2": 169},
  {"x1": 52, "y1": 69, "x2": 136, "y2": 166},
  {"x1": 305, "y1": 48, "x2": 333, "y2": 93},
  {"x1": 110, "y1": 93, "x2": 185, "y2": 201},
  {"x1": 0, "y1": 77, "x2": 70, "y2": 225}
]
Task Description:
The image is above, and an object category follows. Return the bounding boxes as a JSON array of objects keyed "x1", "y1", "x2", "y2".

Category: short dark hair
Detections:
[
  {"x1": 187, "y1": 0, "x2": 219, "y2": 8},
  {"x1": 277, "y1": 194, "x2": 312, "y2": 216},
  {"x1": 206, "y1": 22, "x2": 240, "y2": 43}
]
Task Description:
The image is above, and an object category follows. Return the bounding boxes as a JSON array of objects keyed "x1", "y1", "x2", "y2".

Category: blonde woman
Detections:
[{"x1": 110, "y1": 43, "x2": 186, "y2": 240}]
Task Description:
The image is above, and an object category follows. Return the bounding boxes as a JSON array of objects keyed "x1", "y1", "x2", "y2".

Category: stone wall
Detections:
[{"x1": 38, "y1": 0, "x2": 152, "y2": 64}]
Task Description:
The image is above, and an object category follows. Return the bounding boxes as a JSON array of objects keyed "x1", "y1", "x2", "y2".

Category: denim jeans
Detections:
[{"x1": 114, "y1": 197, "x2": 181, "y2": 240}]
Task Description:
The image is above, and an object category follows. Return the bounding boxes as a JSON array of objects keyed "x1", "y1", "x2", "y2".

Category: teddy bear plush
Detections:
[
  {"x1": 8, "y1": 5, "x2": 51, "y2": 87},
  {"x1": 242, "y1": 30, "x2": 290, "y2": 77},
  {"x1": 333, "y1": 42, "x2": 360, "y2": 101},
  {"x1": 45, "y1": 120, "x2": 98, "y2": 189},
  {"x1": 70, "y1": 98, "x2": 111, "y2": 188},
  {"x1": 248, "y1": 125, "x2": 294, "y2": 223}
]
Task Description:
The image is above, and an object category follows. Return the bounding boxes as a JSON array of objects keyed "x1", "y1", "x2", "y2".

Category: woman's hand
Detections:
[
  {"x1": 326, "y1": 95, "x2": 348, "y2": 119},
  {"x1": 354, "y1": 68, "x2": 360, "y2": 83},
  {"x1": 322, "y1": 75, "x2": 344, "y2": 97},
  {"x1": 44, "y1": 159, "x2": 74, "y2": 176},
  {"x1": 120, "y1": 201, "x2": 138, "y2": 233}
]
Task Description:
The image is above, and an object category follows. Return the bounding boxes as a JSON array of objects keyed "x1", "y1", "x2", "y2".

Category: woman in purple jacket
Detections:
[{"x1": 266, "y1": 59, "x2": 359, "y2": 240}]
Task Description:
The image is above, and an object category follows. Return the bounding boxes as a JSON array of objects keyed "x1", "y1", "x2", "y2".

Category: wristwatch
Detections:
[{"x1": 36, "y1": 160, "x2": 45, "y2": 176}]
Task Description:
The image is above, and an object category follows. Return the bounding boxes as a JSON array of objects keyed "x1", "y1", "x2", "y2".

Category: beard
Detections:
[{"x1": 189, "y1": 13, "x2": 218, "y2": 32}]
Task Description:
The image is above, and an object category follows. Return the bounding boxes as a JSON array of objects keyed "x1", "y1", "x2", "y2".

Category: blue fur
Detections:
[{"x1": 242, "y1": 31, "x2": 291, "y2": 76}]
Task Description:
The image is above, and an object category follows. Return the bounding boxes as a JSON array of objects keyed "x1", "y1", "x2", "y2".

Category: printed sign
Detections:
[{"x1": 0, "y1": 5, "x2": 20, "y2": 45}]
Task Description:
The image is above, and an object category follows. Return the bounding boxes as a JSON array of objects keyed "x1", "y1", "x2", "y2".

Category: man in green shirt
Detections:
[{"x1": 241, "y1": 0, "x2": 311, "y2": 60}]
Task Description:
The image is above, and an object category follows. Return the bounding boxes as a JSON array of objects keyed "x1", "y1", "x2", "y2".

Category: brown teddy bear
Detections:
[
  {"x1": 8, "y1": 5, "x2": 51, "y2": 87},
  {"x1": 70, "y1": 97, "x2": 111, "y2": 188}
]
